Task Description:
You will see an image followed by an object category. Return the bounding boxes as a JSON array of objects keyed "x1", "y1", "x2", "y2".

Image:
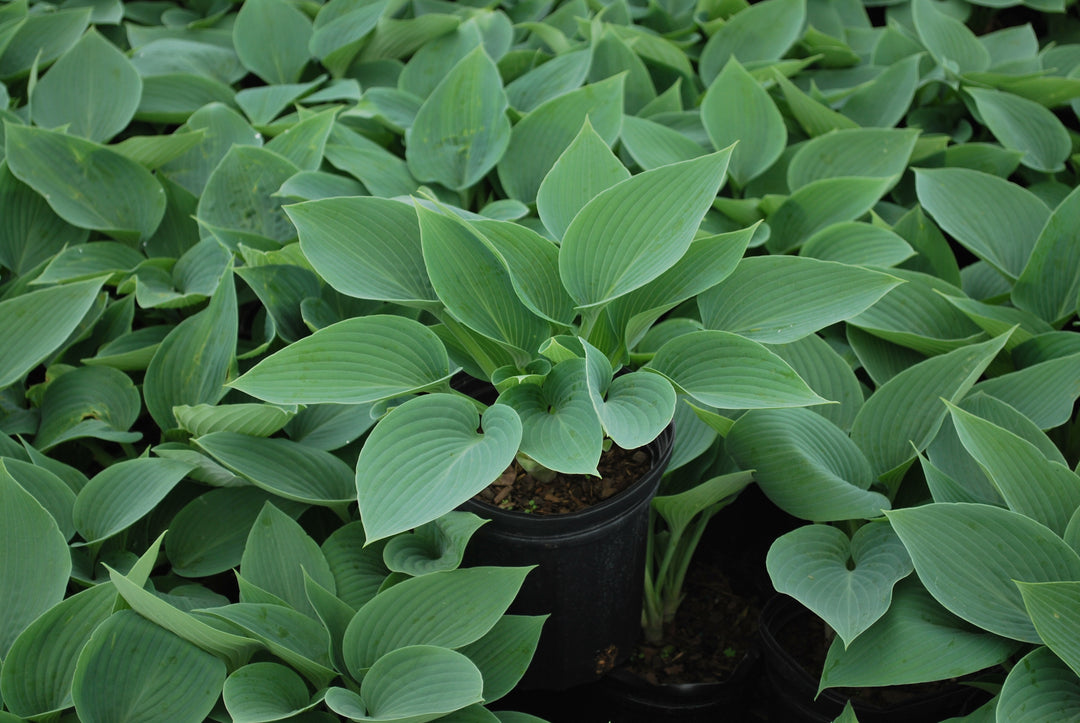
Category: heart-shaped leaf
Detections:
[
  {"x1": 223, "y1": 662, "x2": 317, "y2": 723},
  {"x1": 356, "y1": 394, "x2": 521, "y2": 541},
  {"x1": 768, "y1": 522, "x2": 913, "y2": 647},
  {"x1": 383, "y1": 511, "x2": 487, "y2": 577}
]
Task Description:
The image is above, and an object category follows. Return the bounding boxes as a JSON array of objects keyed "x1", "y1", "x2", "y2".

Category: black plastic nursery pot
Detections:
[
  {"x1": 758, "y1": 595, "x2": 991, "y2": 722},
  {"x1": 460, "y1": 423, "x2": 675, "y2": 691},
  {"x1": 589, "y1": 649, "x2": 761, "y2": 722}
]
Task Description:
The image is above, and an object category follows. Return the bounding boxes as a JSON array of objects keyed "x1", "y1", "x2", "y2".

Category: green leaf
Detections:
[
  {"x1": 457, "y1": 615, "x2": 544, "y2": 704},
  {"x1": 649, "y1": 330, "x2": 828, "y2": 409},
  {"x1": 727, "y1": 408, "x2": 888, "y2": 521},
  {"x1": 948, "y1": 403, "x2": 1080, "y2": 536},
  {"x1": 357, "y1": 395, "x2": 521, "y2": 541},
  {"x1": 701, "y1": 57, "x2": 785, "y2": 188},
  {"x1": 819, "y1": 577, "x2": 1020, "y2": 690},
  {"x1": 915, "y1": 167, "x2": 1049, "y2": 279},
  {"x1": 168, "y1": 487, "x2": 306, "y2": 578},
  {"x1": 324, "y1": 122, "x2": 419, "y2": 198},
  {"x1": 30, "y1": 28, "x2": 141, "y2": 143},
  {"x1": 912, "y1": 0, "x2": 990, "y2": 73},
  {"x1": 618, "y1": 114, "x2": 706, "y2": 171},
  {"x1": 231, "y1": 315, "x2": 452, "y2": 405},
  {"x1": 585, "y1": 348, "x2": 676, "y2": 450},
  {"x1": 850, "y1": 332, "x2": 1009, "y2": 480},
  {"x1": 195, "y1": 432, "x2": 354, "y2": 506},
  {"x1": 174, "y1": 403, "x2": 294, "y2": 438},
  {"x1": 73, "y1": 457, "x2": 194, "y2": 544},
  {"x1": 769, "y1": 522, "x2": 912, "y2": 647},
  {"x1": 342, "y1": 566, "x2": 530, "y2": 675},
  {"x1": 290, "y1": 196, "x2": 436, "y2": 305},
  {"x1": 497, "y1": 74, "x2": 624, "y2": 203},
  {"x1": 801, "y1": 222, "x2": 914, "y2": 268},
  {"x1": 499, "y1": 358, "x2": 603, "y2": 475},
  {"x1": 0, "y1": 582, "x2": 115, "y2": 718},
  {"x1": 772, "y1": 71, "x2": 859, "y2": 137},
  {"x1": 886, "y1": 502, "x2": 1080, "y2": 643},
  {"x1": 286, "y1": 403, "x2": 377, "y2": 451},
  {"x1": 417, "y1": 204, "x2": 548, "y2": 354},
  {"x1": 0, "y1": 161, "x2": 89, "y2": 276},
  {"x1": 698, "y1": 0, "x2": 806, "y2": 84},
  {"x1": 536, "y1": 118, "x2": 629, "y2": 241},
  {"x1": 997, "y1": 646, "x2": 1080, "y2": 722},
  {"x1": 196, "y1": 145, "x2": 300, "y2": 246},
  {"x1": 144, "y1": 270, "x2": 236, "y2": 429},
  {"x1": 770, "y1": 333, "x2": 864, "y2": 431},
  {"x1": 1017, "y1": 581, "x2": 1080, "y2": 679},
  {"x1": 766, "y1": 176, "x2": 896, "y2": 254},
  {"x1": 264, "y1": 107, "x2": 337, "y2": 171},
  {"x1": 233, "y1": 0, "x2": 312, "y2": 84},
  {"x1": 0, "y1": 276, "x2": 104, "y2": 389},
  {"x1": 841, "y1": 55, "x2": 922, "y2": 128},
  {"x1": 224, "y1": 662, "x2": 315, "y2": 723},
  {"x1": 136, "y1": 73, "x2": 238, "y2": 125},
  {"x1": 973, "y1": 353, "x2": 1080, "y2": 429},
  {"x1": 33, "y1": 365, "x2": 141, "y2": 450},
  {"x1": 35, "y1": 241, "x2": 143, "y2": 285},
  {"x1": 5, "y1": 124, "x2": 166, "y2": 242},
  {"x1": 0, "y1": 462, "x2": 71, "y2": 657},
  {"x1": 161, "y1": 103, "x2": 261, "y2": 197},
  {"x1": 1013, "y1": 183, "x2": 1080, "y2": 324},
  {"x1": 72, "y1": 610, "x2": 226, "y2": 723},
  {"x1": 966, "y1": 87, "x2": 1070, "y2": 172},
  {"x1": 698, "y1": 256, "x2": 901, "y2": 343},
  {"x1": 559, "y1": 149, "x2": 731, "y2": 308},
  {"x1": 505, "y1": 47, "x2": 591, "y2": 112},
  {"x1": 383, "y1": 512, "x2": 487, "y2": 577},
  {"x1": 787, "y1": 129, "x2": 919, "y2": 190},
  {"x1": 310, "y1": 0, "x2": 386, "y2": 76},
  {"x1": 0, "y1": 8, "x2": 90, "y2": 79},
  {"x1": 654, "y1": 471, "x2": 754, "y2": 536},
  {"x1": 1, "y1": 457, "x2": 76, "y2": 540},
  {"x1": 322, "y1": 521, "x2": 389, "y2": 610},
  {"x1": 406, "y1": 47, "x2": 510, "y2": 190},
  {"x1": 240, "y1": 502, "x2": 335, "y2": 617}
]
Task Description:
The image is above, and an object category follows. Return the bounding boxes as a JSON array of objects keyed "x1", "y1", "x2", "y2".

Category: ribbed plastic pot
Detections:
[
  {"x1": 460, "y1": 423, "x2": 675, "y2": 691},
  {"x1": 591, "y1": 648, "x2": 761, "y2": 722},
  {"x1": 758, "y1": 595, "x2": 990, "y2": 722}
]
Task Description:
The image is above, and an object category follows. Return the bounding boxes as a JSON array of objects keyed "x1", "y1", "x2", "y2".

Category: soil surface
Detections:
[
  {"x1": 618, "y1": 544, "x2": 763, "y2": 686},
  {"x1": 473, "y1": 445, "x2": 651, "y2": 514}
]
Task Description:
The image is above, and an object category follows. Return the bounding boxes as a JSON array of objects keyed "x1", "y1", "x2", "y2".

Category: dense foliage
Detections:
[{"x1": 0, "y1": 0, "x2": 1078, "y2": 720}]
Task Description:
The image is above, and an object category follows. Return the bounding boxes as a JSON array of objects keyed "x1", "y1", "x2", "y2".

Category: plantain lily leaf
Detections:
[
  {"x1": 33, "y1": 365, "x2": 141, "y2": 450},
  {"x1": 966, "y1": 86, "x2": 1070, "y2": 172},
  {"x1": 766, "y1": 176, "x2": 896, "y2": 254},
  {"x1": 223, "y1": 662, "x2": 317, "y2": 723},
  {"x1": 356, "y1": 395, "x2": 521, "y2": 541},
  {"x1": 383, "y1": 511, "x2": 487, "y2": 577},
  {"x1": 786, "y1": 129, "x2": 919, "y2": 190},
  {"x1": 30, "y1": 28, "x2": 141, "y2": 143},
  {"x1": 5, "y1": 124, "x2": 166, "y2": 242},
  {"x1": 196, "y1": 145, "x2": 299, "y2": 246},
  {"x1": 770, "y1": 334, "x2": 864, "y2": 431},
  {"x1": 322, "y1": 522, "x2": 390, "y2": 610},
  {"x1": 841, "y1": 55, "x2": 922, "y2": 129},
  {"x1": 406, "y1": 47, "x2": 510, "y2": 190},
  {"x1": 618, "y1": 114, "x2": 706, "y2": 171},
  {"x1": 1013, "y1": 183, "x2": 1080, "y2": 324},
  {"x1": 886, "y1": 502, "x2": 1080, "y2": 643},
  {"x1": 174, "y1": 403, "x2": 294, "y2": 438},
  {"x1": 0, "y1": 161, "x2": 89, "y2": 276},
  {"x1": 973, "y1": 352, "x2": 1080, "y2": 429},
  {"x1": 71, "y1": 610, "x2": 225, "y2": 723},
  {"x1": 233, "y1": 0, "x2": 312, "y2": 85},
  {"x1": 583, "y1": 341, "x2": 675, "y2": 450},
  {"x1": 997, "y1": 646, "x2": 1080, "y2": 722},
  {"x1": 698, "y1": 0, "x2": 806, "y2": 84},
  {"x1": 912, "y1": 0, "x2": 990, "y2": 73},
  {"x1": 230, "y1": 315, "x2": 453, "y2": 405},
  {"x1": 727, "y1": 408, "x2": 888, "y2": 521},
  {"x1": 72, "y1": 457, "x2": 194, "y2": 544}
]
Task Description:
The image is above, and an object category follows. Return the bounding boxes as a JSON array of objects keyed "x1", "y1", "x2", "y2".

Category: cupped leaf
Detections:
[
  {"x1": 72, "y1": 610, "x2": 226, "y2": 723},
  {"x1": 34, "y1": 365, "x2": 141, "y2": 450},
  {"x1": 406, "y1": 47, "x2": 510, "y2": 190},
  {"x1": 559, "y1": 149, "x2": 731, "y2": 308},
  {"x1": 498, "y1": 358, "x2": 603, "y2": 475},
  {"x1": 30, "y1": 28, "x2": 141, "y2": 143},
  {"x1": 233, "y1": 0, "x2": 312, "y2": 85},
  {"x1": 73, "y1": 457, "x2": 194, "y2": 544},
  {"x1": 356, "y1": 395, "x2": 521, "y2": 541},
  {"x1": 886, "y1": 502, "x2": 1080, "y2": 643},
  {"x1": 850, "y1": 332, "x2": 1009, "y2": 481},
  {"x1": 383, "y1": 511, "x2": 487, "y2": 577},
  {"x1": 224, "y1": 662, "x2": 315, "y2": 723},
  {"x1": 0, "y1": 462, "x2": 71, "y2": 657},
  {"x1": 536, "y1": 118, "x2": 628, "y2": 241},
  {"x1": 0, "y1": 276, "x2": 104, "y2": 389},
  {"x1": 915, "y1": 167, "x2": 1049, "y2": 279},
  {"x1": 196, "y1": 432, "x2": 354, "y2": 506},
  {"x1": 701, "y1": 57, "x2": 785, "y2": 188},
  {"x1": 364, "y1": 646, "x2": 483, "y2": 722},
  {"x1": 6, "y1": 125, "x2": 165, "y2": 241},
  {"x1": 0, "y1": 7, "x2": 90, "y2": 80},
  {"x1": 290, "y1": 196, "x2": 436, "y2": 305},
  {"x1": 697, "y1": 256, "x2": 901, "y2": 343},
  {"x1": 342, "y1": 566, "x2": 530, "y2": 675},
  {"x1": 766, "y1": 176, "x2": 896, "y2": 254},
  {"x1": 649, "y1": 330, "x2": 829, "y2": 409},
  {"x1": 0, "y1": 582, "x2": 116, "y2": 718},
  {"x1": 966, "y1": 86, "x2": 1070, "y2": 172},
  {"x1": 727, "y1": 408, "x2": 889, "y2": 521},
  {"x1": 997, "y1": 646, "x2": 1080, "y2": 722},
  {"x1": 144, "y1": 269, "x2": 236, "y2": 429},
  {"x1": 230, "y1": 315, "x2": 452, "y2": 405},
  {"x1": 504, "y1": 47, "x2": 591, "y2": 113},
  {"x1": 768, "y1": 522, "x2": 913, "y2": 647},
  {"x1": 497, "y1": 74, "x2": 624, "y2": 203},
  {"x1": 819, "y1": 577, "x2": 1020, "y2": 690},
  {"x1": 583, "y1": 342, "x2": 675, "y2": 450}
]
